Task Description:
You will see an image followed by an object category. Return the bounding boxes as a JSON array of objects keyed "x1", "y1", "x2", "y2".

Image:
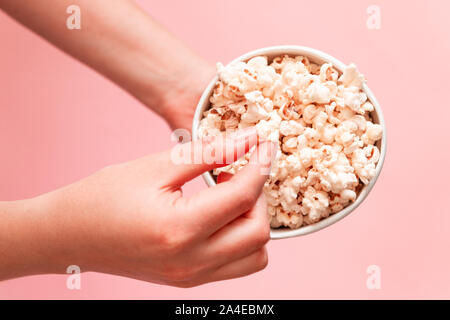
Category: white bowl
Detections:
[{"x1": 192, "y1": 45, "x2": 387, "y2": 239}]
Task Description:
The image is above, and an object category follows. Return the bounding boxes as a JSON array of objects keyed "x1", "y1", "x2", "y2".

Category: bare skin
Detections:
[
  {"x1": 0, "y1": 0, "x2": 215, "y2": 130},
  {"x1": 0, "y1": 129, "x2": 275, "y2": 287},
  {"x1": 0, "y1": 0, "x2": 275, "y2": 286}
]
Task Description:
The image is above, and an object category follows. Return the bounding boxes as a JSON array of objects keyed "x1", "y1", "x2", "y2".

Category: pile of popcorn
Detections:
[{"x1": 198, "y1": 55, "x2": 383, "y2": 229}]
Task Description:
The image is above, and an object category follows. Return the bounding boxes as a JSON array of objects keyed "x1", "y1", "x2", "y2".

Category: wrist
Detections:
[{"x1": 138, "y1": 58, "x2": 216, "y2": 130}]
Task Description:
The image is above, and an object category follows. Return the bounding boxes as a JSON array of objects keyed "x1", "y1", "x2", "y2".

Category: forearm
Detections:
[
  {"x1": 0, "y1": 197, "x2": 55, "y2": 280},
  {"x1": 0, "y1": 0, "x2": 213, "y2": 122},
  {"x1": 0, "y1": 191, "x2": 88, "y2": 280}
]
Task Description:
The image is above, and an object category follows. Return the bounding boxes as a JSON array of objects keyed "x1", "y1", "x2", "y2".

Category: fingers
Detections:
[
  {"x1": 183, "y1": 141, "x2": 276, "y2": 237},
  {"x1": 201, "y1": 193, "x2": 270, "y2": 268},
  {"x1": 169, "y1": 247, "x2": 269, "y2": 288},
  {"x1": 217, "y1": 172, "x2": 233, "y2": 183},
  {"x1": 188, "y1": 247, "x2": 269, "y2": 287},
  {"x1": 209, "y1": 246, "x2": 269, "y2": 282},
  {"x1": 160, "y1": 127, "x2": 258, "y2": 187}
]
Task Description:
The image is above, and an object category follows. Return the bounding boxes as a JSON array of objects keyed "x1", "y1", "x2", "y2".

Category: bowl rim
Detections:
[{"x1": 192, "y1": 45, "x2": 387, "y2": 239}]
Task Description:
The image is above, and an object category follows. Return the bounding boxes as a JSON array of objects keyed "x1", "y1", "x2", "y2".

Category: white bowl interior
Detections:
[{"x1": 192, "y1": 46, "x2": 386, "y2": 239}]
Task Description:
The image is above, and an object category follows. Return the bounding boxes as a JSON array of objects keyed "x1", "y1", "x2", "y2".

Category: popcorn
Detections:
[
  {"x1": 319, "y1": 63, "x2": 339, "y2": 82},
  {"x1": 255, "y1": 110, "x2": 281, "y2": 143},
  {"x1": 303, "y1": 104, "x2": 318, "y2": 124},
  {"x1": 343, "y1": 89, "x2": 368, "y2": 114},
  {"x1": 301, "y1": 186, "x2": 330, "y2": 222},
  {"x1": 279, "y1": 120, "x2": 305, "y2": 136},
  {"x1": 279, "y1": 177, "x2": 303, "y2": 213},
  {"x1": 199, "y1": 56, "x2": 383, "y2": 229},
  {"x1": 305, "y1": 81, "x2": 331, "y2": 104},
  {"x1": 362, "y1": 122, "x2": 383, "y2": 145},
  {"x1": 339, "y1": 63, "x2": 365, "y2": 88},
  {"x1": 282, "y1": 136, "x2": 298, "y2": 153}
]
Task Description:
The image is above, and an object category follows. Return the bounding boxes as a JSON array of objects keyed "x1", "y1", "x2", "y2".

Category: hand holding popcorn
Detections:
[{"x1": 0, "y1": 129, "x2": 276, "y2": 286}]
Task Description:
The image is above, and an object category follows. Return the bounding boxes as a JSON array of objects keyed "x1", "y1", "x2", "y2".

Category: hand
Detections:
[
  {"x1": 1, "y1": 129, "x2": 276, "y2": 286},
  {"x1": 156, "y1": 63, "x2": 216, "y2": 131}
]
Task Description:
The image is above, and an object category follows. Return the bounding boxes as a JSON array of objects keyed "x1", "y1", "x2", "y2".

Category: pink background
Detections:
[{"x1": 1, "y1": 0, "x2": 449, "y2": 299}]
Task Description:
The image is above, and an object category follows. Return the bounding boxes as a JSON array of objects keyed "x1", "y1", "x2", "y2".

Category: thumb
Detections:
[
  {"x1": 182, "y1": 141, "x2": 277, "y2": 236},
  {"x1": 161, "y1": 127, "x2": 258, "y2": 186}
]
